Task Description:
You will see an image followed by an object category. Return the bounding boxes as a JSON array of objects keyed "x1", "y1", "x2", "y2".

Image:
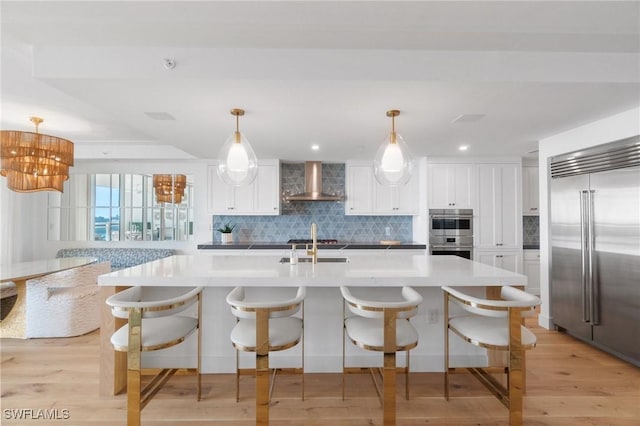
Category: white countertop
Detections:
[{"x1": 97, "y1": 253, "x2": 527, "y2": 287}]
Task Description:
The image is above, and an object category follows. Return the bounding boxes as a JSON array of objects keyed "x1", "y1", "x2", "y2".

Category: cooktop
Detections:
[{"x1": 287, "y1": 239, "x2": 339, "y2": 245}]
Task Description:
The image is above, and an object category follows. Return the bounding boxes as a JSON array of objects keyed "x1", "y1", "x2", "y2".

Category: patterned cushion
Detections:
[{"x1": 56, "y1": 248, "x2": 175, "y2": 270}]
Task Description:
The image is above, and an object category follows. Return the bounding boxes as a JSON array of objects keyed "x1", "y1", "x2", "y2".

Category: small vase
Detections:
[{"x1": 220, "y1": 233, "x2": 233, "y2": 244}]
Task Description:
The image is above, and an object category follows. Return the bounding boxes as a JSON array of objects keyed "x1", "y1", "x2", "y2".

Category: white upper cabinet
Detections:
[
  {"x1": 208, "y1": 159, "x2": 280, "y2": 215},
  {"x1": 522, "y1": 166, "x2": 540, "y2": 215},
  {"x1": 345, "y1": 161, "x2": 418, "y2": 215},
  {"x1": 427, "y1": 163, "x2": 474, "y2": 209},
  {"x1": 475, "y1": 163, "x2": 522, "y2": 249},
  {"x1": 345, "y1": 163, "x2": 374, "y2": 214}
]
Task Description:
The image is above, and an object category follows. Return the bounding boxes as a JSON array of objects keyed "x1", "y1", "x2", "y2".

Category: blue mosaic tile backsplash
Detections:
[
  {"x1": 523, "y1": 216, "x2": 540, "y2": 246},
  {"x1": 212, "y1": 163, "x2": 413, "y2": 243}
]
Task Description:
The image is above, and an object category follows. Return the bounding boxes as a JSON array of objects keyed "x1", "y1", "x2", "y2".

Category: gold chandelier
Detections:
[
  {"x1": 153, "y1": 174, "x2": 187, "y2": 204},
  {"x1": 0, "y1": 117, "x2": 74, "y2": 193}
]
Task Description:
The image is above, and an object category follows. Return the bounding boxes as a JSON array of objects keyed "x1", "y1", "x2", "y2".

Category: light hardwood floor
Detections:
[{"x1": 1, "y1": 314, "x2": 638, "y2": 425}]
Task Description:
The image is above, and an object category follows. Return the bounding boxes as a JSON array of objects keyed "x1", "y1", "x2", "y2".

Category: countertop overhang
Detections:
[{"x1": 98, "y1": 253, "x2": 527, "y2": 288}]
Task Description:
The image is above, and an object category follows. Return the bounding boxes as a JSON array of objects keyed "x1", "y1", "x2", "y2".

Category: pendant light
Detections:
[
  {"x1": 153, "y1": 174, "x2": 187, "y2": 204},
  {"x1": 217, "y1": 108, "x2": 258, "y2": 186},
  {"x1": 373, "y1": 110, "x2": 413, "y2": 186},
  {"x1": 0, "y1": 117, "x2": 74, "y2": 193}
]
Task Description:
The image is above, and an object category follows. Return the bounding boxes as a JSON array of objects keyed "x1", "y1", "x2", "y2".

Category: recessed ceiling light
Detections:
[
  {"x1": 311, "y1": 144, "x2": 320, "y2": 151},
  {"x1": 459, "y1": 145, "x2": 469, "y2": 151}
]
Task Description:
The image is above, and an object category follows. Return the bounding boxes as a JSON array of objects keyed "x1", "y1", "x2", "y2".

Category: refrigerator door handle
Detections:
[
  {"x1": 588, "y1": 189, "x2": 599, "y2": 325},
  {"x1": 580, "y1": 190, "x2": 590, "y2": 323}
]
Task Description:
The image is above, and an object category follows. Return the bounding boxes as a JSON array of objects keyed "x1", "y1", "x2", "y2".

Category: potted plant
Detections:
[{"x1": 216, "y1": 223, "x2": 236, "y2": 244}]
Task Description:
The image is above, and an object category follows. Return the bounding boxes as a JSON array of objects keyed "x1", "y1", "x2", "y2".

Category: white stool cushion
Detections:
[
  {"x1": 111, "y1": 316, "x2": 197, "y2": 351},
  {"x1": 344, "y1": 316, "x2": 419, "y2": 351},
  {"x1": 449, "y1": 315, "x2": 537, "y2": 348},
  {"x1": 230, "y1": 317, "x2": 303, "y2": 351}
]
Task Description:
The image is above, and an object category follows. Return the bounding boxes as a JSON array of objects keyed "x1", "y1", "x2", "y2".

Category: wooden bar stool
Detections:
[
  {"x1": 106, "y1": 286, "x2": 203, "y2": 426},
  {"x1": 226, "y1": 286, "x2": 305, "y2": 425},
  {"x1": 340, "y1": 286, "x2": 423, "y2": 426},
  {"x1": 442, "y1": 285, "x2": 540, "y2": 426}
]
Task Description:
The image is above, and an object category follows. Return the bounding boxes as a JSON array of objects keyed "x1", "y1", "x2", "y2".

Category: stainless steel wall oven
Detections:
[{"x1": 429, "y1": 209, "x2": 474, "y2": 259}]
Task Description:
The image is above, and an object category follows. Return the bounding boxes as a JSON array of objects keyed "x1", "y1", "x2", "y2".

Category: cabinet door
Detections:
[
  {"x1": 208, "y1": 165, "x2": 236, "y2": 213},
  {"x1": 476, "y1": 250, "x2": 523, "y2": 274},
  {"x1": 476, "y1": 164, "x2": 521, "y2": 249},
  {"x1": 452, "y1": 164, "x2": 474, "y2": 209},
  {"x1": 345, "y1": 164, "x2": 374, "y2": 215},
  {"x1": 428, "y1": 164, "x2": 473, "y2": 209},
  {"x1": 253, "y1": 162, "x2": 280, "y2": 215},
  {"x1": 523, "y1": 252, "x2": 540, "y2": 295},
  {"x1": 523, "y1": 166, "x2": 540, "y2": 215},
  {"x1": 428, "y1": 164, "x2": 451, "y2": 208},
  {"x1": 394, "y1": 172, "x2": 419, "y2": 214},
  {"x1": 373, "y1": 180, "x2": 394, "y2": 213},
  {"x1": 208, "y1": 160, "x2": 280, "y2": 215},
  {"x1": 373, "y1": 169, "x2": 418, "y2": 214},
  {"x1": 499, "y1": 251, "x2": 522, "y2": 274}
]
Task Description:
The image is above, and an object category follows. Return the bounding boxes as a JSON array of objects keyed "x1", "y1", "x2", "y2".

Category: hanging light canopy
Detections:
[
  {"x1": 373, "y1": 110, "x2": 413, "y2": 186},
  {"x1": 153, "y1": 174, "x2": 187, "y2": 204},
  {"x1": 217, "y1": 108, "x2": 258, "y2": 186},
  {"x1": 0, "y1": 117, "x2": 74, "y2": 193}
]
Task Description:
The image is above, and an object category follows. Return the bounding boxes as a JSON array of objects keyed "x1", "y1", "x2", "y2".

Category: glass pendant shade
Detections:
[
  {"x1": 373, "y1": 110, "x2": 413, "y2": 186},
  {"x1": 217, "y1": 109, "x2": 258, "y2": 186}
]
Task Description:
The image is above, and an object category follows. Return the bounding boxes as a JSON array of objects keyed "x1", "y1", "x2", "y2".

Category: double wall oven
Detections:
[{"x1": 429, "y1": 209, "x2": 474, "y2": 259}]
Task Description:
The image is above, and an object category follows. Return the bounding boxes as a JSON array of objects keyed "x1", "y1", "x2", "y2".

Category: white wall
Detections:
[
  {"x1": 537, "y1": 107, "x2": 640, "y2": 329},
  {"x1": 0, "y1": 186, "x2": 49, "y2": 264}
]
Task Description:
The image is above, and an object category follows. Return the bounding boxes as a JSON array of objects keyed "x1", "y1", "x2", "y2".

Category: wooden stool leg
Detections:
[
  {"x1": 383, "y1": 309, "x2": 397, "y2": 426},
  {"x1": 405, "y1": 350, "x2": 410, "y2": 400},
  {"x1": 256, "y1": 310, "x2": 270, "y2": 425},
  {"x1": 383, "y1": 353, "x2": 396, "y2": 426},
  {"x1": 444, "y1": 291, "x2": 450, "y2": 400},
  {"x1": 127, "y1": 308, "x2": 142, "y2": 426}
]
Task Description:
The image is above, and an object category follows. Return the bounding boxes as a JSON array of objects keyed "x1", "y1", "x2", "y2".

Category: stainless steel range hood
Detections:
[{"x1": 284, "y1": 161, "x2": 343, "y2": 201}]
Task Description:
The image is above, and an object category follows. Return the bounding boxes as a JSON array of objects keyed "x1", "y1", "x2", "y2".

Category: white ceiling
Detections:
[{"x1": 2, "y1": 1, "x2": 639, "y2": 162}]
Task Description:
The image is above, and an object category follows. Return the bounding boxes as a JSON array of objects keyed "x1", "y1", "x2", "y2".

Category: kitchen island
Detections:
[
  {"x1": 98, "y1": 250, "x2": 526, "y2": 424},
  {"x1": 98, "y1": 252, "x2": 527, "y2": 396}
]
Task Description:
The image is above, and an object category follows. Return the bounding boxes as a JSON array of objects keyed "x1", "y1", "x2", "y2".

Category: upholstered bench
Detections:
[{"x1": 55, "y1": 248, "x2": 176, "y2": 271}]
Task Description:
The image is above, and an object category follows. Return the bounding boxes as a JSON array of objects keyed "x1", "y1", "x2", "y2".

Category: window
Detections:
[{"x1": 47, "y1": 173, "x2": 193, "y2": 241}]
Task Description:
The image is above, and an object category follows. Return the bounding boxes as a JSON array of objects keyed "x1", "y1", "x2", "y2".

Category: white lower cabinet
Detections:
[
  {"x1": 475, "y1": 249, "x2": 523, "y2": 274},
  {"x1": 523, "y1": 250, "x2": 540, "y2": 295}
]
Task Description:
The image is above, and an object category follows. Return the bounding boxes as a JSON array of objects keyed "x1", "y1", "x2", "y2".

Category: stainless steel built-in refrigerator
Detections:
[{"x1": 550, "y1": 136, "x2": 640, "y2": 367}]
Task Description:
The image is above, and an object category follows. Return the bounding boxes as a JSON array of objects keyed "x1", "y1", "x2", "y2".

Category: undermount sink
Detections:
[{"x1": 279, "y1": 257, "x2": 350, "y2": 263}]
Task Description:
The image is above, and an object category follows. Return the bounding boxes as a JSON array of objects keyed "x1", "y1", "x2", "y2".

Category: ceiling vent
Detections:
[
  {"x1": 451, "y1": 114, "x2": 485, "y2": 124},
  {"x1": 144, "y1": 112, "x2": 176, "y2": 121}
]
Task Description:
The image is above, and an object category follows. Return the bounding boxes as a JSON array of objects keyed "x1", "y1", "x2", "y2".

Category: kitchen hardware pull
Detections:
[
  {"x1": 588, "y1": 189, "x2": 599, "y2": 325},
  {"x1": 430, "y1": 246, "x2": 473, "y2": 251},
  {"x1": 430, "y1": 215, "x2": 473, "y2": 220},
  {"x1": 580, "y1": 190, "x2": 590, "y2": 323}
]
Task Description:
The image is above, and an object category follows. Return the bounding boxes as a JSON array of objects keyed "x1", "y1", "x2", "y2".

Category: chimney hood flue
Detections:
[{"x1": 285, "y1": 161, "x2": 343, "y2": 202}]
